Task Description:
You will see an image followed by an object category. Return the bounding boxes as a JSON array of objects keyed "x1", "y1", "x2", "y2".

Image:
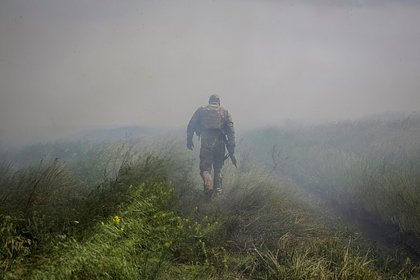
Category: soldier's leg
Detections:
[
  {"x1": 213, "y1": 140, "x2": 226, "y2": 194},
  {"x1": 213, "y1": 166, "x2": 222, "y2": 194},
  {"x1": 199, "y1": 145, "x2": 214, "y2": 195}
]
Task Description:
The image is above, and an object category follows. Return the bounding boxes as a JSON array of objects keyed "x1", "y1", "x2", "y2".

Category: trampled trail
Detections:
[{"x1": 329, "y1": 199, "x2": 420, "y2": 262}]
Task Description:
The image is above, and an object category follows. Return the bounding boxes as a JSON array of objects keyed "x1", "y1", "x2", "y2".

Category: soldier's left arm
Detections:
[{"x1": 187, "y1": 109, "x2": 200, "y2": 137}]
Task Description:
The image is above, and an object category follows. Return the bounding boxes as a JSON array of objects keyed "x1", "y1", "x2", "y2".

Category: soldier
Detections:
[{"x1": 187, "y1": 94, "x2": 236, "y2": 199}]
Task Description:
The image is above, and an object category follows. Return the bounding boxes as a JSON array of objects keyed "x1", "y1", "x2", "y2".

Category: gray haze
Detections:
[{"x1": 1, "y1": 0, "x2": 420, "y2": 147}]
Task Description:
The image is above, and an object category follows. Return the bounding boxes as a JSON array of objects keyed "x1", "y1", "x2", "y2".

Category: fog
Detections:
[{"x1": 1, "y1": 0, "x2": 420, "y2": 147}]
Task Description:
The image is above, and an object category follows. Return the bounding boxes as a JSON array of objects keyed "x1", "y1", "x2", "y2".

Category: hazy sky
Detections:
[{"x1": 1, "y1": 0, "x2": 420, "y2": 146}]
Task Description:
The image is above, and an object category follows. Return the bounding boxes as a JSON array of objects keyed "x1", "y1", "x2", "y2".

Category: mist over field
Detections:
[
  {"x1": 1, "y1": 2, "x2": 420, "y2": 279},
  {"x1": 1, "y1": 0, "x2": 420, "y2": 147}
]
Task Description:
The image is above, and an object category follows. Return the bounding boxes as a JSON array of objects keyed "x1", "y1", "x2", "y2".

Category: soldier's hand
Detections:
[{"x1": 187, "y1": 140, "x2": 194, "y2": 151}]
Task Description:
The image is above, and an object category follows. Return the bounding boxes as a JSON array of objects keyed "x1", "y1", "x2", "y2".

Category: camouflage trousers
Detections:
[{"x1": 199, "y1": 132, "x2": 225, "y2": 195}]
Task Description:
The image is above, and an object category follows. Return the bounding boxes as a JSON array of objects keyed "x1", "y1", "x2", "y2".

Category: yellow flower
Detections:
[
  {"x1": 100, "y1": 221, "x2": 105, "y2": 225},
  {"x1": 113, "y1": 216, "x2": 121, "y2": 225}
]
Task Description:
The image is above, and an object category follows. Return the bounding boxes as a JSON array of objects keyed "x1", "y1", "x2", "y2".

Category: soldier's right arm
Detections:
[{"x1": 223, "y1": 110, "x2": 236, "y2": 154}]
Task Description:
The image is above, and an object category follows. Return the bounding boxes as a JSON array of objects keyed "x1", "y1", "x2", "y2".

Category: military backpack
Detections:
[{"x1": 199, "y1": 104, "x2": 224, "y2": 130}]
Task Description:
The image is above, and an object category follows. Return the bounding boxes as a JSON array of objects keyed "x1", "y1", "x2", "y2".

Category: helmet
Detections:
[{"x1": 208, "y1": 94, "x2": 220, "y2": 105}]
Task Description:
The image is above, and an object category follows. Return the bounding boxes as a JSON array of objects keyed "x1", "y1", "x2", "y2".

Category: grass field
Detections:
[
  {"x1": 243, "y1": 114, "x2": 420, "y2": 259},
  {"x1": 1, "y1": 115, "x2": 419, "y2": 279}
]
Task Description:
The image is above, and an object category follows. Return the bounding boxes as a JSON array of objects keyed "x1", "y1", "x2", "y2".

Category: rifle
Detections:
[{"x1": 222, "y1": 134, "x2": 237, "y2": 168}]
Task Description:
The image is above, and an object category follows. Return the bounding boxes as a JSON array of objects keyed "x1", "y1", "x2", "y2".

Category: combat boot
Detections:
[
  {"x1": 201, "y1": 171, "x2": 214, "y2": 200},
  {"x1": 213, "y1": 175, "x2": 223, "y2": 197}
]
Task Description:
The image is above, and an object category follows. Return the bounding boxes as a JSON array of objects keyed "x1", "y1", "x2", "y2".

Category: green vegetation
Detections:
[
  {"x1": 244, "y1": 115, "x2": 420, "y2": 258},
  {"x1": 1, "y1": 115, "x2": 420, "y2": 279}
]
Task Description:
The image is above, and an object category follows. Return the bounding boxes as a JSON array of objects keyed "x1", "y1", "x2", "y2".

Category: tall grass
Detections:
[
  {"x1": 243, "y1": 115, "x2": 420, "y2": 255},
  {"x1": 1, "y1": 134, "x2": 419, "y2": 279}
]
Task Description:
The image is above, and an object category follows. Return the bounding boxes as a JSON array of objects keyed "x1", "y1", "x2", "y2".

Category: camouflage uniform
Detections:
[{"x1": 187, "y1": 96, "x2": 235, "y2": 197}]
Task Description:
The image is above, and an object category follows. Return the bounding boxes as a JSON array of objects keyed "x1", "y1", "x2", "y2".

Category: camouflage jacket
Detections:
[{"x1": 187, "y1": 104, "x2": 235, "y2": 147}]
